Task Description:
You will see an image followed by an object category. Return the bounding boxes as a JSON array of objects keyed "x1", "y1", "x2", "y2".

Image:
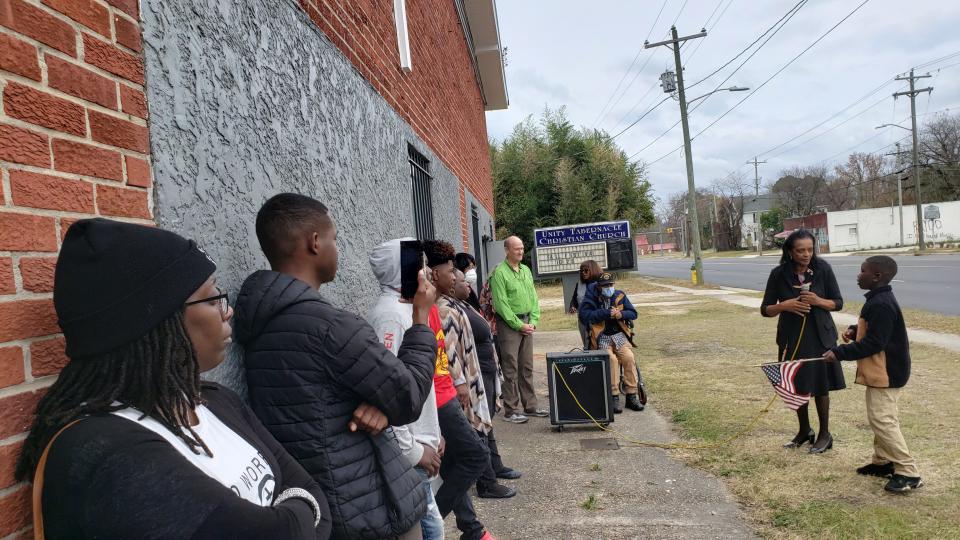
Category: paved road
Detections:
[{"x1": 635, "y1": 253, "x2": 960, "y2": 315}]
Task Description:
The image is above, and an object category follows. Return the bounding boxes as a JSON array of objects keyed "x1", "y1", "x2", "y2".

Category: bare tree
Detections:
[
  {"x1": 771, "y1": 165, "x2": 829, "y2": 217},
  {"x1": 831, "y1": 152, "x2": 890, "y2": 209},
  {"x1": 920, "y1": 112, "x2": 960, "y2": 202},
  {"x1": 710, "y1": 172, "x2": 750, "y2": 248}
]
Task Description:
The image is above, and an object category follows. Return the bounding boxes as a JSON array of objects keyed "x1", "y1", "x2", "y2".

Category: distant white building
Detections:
[
  {"x1": 740, "y1": 195, "x2": 776, "y2": 248},
  {"x1": 827, "y1": 201, "x2": 960, "y2": 252}
]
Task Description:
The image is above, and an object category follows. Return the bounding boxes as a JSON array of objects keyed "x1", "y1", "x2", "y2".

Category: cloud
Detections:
[{"x1": 486, "y1": 0, "x2": 960, "y2": 201}]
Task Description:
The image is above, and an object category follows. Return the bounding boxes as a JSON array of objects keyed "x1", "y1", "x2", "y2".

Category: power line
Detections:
[
  {"x1": 627, "y1": 119, "x2": 682, "y2": 159},
  {"x1": 815, "y1": 129, "x2": 909, "y2": 166},
  {"x1": 683, "y1": 0, "x2": 736, "y2": 65},
  {"x1": 608, "y1": 80, "x2": 664, "y2": 133},
  {"x1": 913, "y1": 50, "x2": 960, "y2": 71},
  {"x1": 614, "y1": 0, "x2": 734, "y2": 135},
  {"x1": 690, "y1": 0, "x2": 874, "y2": 142},
  {"x1": 627, "y1": 0, "x2": 809, "y2": 158},
  {"x1": 687, "y1": 0, "x2": 809, "y2": 118},
  {"x1": 765, "y1": 91, "x2": 895, "y2": 160},
  {"x1": 759, "y1": 81, "x2": 896, "y2": 159},
  {"x1": 592, "y1": 0, "x2": 670, "y2": 128},
  {"x1": 671, "y1": 0, "x2": 690, "y2": 26},
  {"x1": 612, "y1": 0, "x2": 735, "y2": 134},
  {"x1": 609, "y1": 96, "x2": 673, "y2": 140},
  {"x1": 686, "y1": 0, "x2": 806, "y2": 90}
]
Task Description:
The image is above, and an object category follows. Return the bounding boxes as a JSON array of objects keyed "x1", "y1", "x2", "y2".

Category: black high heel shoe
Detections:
[
  {"x1": 783, "y1": 429, "x2": 815, "y2": 448},
  {"x1": 809, "y1": 434, "x2": 834, "y2": 454}
]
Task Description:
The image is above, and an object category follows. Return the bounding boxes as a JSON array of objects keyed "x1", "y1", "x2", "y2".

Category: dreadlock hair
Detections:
[{"x1": 15, "y1": 310, "x2": 211, "y2": 482}]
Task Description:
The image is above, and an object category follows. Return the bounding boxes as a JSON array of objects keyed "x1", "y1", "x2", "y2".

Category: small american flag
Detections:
[{"x1": 761, "y1": 361, "x2": 810, "y2": 410}]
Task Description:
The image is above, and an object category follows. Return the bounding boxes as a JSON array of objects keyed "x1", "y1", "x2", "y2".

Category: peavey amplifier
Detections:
[{"x1": 546, "y1": 351, "x2": 614, "y2": 429}]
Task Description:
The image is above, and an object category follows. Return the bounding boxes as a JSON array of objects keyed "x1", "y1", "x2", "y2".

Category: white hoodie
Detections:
[{"x1": 366, "y1": 238, "x2": 442, "y2": 469}]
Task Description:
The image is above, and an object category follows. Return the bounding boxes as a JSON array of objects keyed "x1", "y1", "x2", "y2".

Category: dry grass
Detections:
[{"x1": 637, "y1": 297, "x2": 960, "y2": 539}]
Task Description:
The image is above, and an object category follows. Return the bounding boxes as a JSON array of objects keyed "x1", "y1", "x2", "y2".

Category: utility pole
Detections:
[
  {"x1": 646, "y1": 26, "x2": 707, "y2": 283},
  {"x1": 884, "y1": 142, "x2": 907, "y2": 246},
  {"x1": 658, "y1": 222, "x2": 665, "y2": 256},
  {"x1": 894, "y1": 69, "x2": 932, "y2": 251},
  {"x1": 712, "y1": 194, "x2": 719, "y2": 251},
  {"x1": 747, "y1": 157, "x2": 766, "y2": 196},
  {"x1": 680, "y1": 215, "x2": 688, "y2": 256}
]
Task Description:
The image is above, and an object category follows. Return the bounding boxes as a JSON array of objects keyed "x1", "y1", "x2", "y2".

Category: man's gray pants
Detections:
[{"x1": 496, "y1": 319, "x2": 538, "y2": 415}]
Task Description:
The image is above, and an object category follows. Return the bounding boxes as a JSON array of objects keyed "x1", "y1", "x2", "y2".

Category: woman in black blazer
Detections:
[{"x1": 761, "y1": 229, "x2": 845, "y2": 454}]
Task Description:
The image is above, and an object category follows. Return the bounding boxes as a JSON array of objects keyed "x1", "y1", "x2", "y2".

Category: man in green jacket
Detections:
[{"x1": 490, "y1": 236, "x2": 547, "y2": 423}]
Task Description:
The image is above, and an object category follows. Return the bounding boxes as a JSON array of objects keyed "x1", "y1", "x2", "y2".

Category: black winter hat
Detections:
[{"x1": 54, "y1": 218, "x2": 216, "y2": 358}]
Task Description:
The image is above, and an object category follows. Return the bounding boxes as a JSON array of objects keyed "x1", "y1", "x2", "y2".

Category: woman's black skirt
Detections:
[{"x1": 777, "y1": 327, "x2": 846, "y2": 397}]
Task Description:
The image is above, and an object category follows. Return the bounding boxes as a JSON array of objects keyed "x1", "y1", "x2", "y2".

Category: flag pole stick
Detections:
[{"x1": 752, "y1": 357, "x2": 826, "y2": 368}]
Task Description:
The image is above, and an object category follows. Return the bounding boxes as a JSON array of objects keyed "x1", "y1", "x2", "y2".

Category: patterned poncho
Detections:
[{"x1": 437, "y1": 295, "x2": 492, "y2": 434}]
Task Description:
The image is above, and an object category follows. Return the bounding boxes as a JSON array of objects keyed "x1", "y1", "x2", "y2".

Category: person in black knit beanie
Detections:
[{"x1": 16, "y1": 218, "x2": 331, "y2": 539}]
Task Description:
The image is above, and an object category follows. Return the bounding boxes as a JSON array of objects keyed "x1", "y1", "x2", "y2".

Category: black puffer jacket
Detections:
[{"x1": 234, "y1": 271, "x2": 436, "y2": 539}]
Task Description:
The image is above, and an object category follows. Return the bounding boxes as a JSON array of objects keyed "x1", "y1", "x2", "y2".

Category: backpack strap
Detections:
[{"x1": 32, "y1": 419, "x2": 82, "y2": 539}]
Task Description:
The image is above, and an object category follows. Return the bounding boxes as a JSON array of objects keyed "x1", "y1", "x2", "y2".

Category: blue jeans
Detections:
[{"x1": 417, "y1": 468, "x2": 445, "y2": 540}]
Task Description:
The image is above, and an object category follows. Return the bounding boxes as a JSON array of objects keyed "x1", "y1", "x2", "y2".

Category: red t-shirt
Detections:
[{"x1": 429, "y1": 305, "x2": 457, "y2": 407}]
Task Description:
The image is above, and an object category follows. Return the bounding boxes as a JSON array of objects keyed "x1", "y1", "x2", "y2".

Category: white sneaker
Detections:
[{"x1": 503, "y1": 413, "x2": 529, "y2": 424}]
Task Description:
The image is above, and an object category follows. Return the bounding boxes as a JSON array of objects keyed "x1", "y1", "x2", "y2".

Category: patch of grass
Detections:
[
  {"x1": 579, "y1": 494, "x2": 600, "y2": 511},
  {"x1": 639, "y1": 295, "x2": 960, "y2": 538},
  {"x1": 844, "y1": 300, "x2": 960, "y2": 336},
  {"x1": 670, "y1": 408, "x2": 728, "y2": 442},
  {"x1": 535, "y1": 309, "x2": 578, "y2": 331},
  {"x1": 589, "y1": 462, "x2": 602, "y2": 472}
]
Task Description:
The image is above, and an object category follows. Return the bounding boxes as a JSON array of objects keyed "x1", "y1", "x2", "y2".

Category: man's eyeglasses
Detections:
[{"x1": 185, "y1": 287, "x2": 229, "y2": 318}]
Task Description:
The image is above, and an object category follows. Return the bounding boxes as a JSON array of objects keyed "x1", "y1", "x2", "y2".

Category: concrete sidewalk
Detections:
[{"x1": 447, "y1": 330, "x2": 757, "y2": 540}]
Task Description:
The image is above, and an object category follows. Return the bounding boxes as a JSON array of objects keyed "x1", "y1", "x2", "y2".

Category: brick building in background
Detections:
[
  {"x1": 0, "y1": 0, "x2": 154, "y2": 533},
  {"x1": 0, "y1": 0, "x2": 506, "y2": 534}
]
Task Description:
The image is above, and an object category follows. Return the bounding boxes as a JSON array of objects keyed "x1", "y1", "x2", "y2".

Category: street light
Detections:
[
  {"x1": 674, "y1": 84, "x2": 748, "y2": 283},
  {"x1": 875, "y1": 123, "x2": 911, "y2": 131},
  {"x1": 687, "y1": 86, "x2": 750, "y2": 104},
  {"x1": 876, "y1": 122, "x2": 924, "y2": 249}
]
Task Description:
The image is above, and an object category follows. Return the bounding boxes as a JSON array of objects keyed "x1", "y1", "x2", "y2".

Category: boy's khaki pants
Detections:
[{"x1": 865, "y1": 386, "x2": 919, "y2": 477}]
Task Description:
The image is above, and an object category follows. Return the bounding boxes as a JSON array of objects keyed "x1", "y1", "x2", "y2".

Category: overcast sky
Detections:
[{"x1": 484, "y1": 0, "x2": 960, "y2": 210}]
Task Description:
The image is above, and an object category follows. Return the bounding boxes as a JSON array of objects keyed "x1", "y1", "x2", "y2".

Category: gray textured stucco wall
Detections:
[{"x1": 140, "y1": 0, "x2": 492, "y2": 390}]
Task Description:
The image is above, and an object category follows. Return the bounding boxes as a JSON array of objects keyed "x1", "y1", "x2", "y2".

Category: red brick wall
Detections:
[
  {"x1": 0, "y1": 0, "x2": 153, "y2": 535},
  {"x1": 297, "y1": 0, "x2": 495, "y2": 223}
]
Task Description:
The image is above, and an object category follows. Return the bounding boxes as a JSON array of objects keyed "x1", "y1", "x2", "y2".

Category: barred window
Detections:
[{"x1": 408, "y1": 144, "x2": 435, "y2": 240}]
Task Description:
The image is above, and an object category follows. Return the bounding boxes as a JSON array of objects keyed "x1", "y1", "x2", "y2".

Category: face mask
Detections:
[
  {"x1": 601, "y1": 286, "x2": 615, "y2": 297},
  {"x1": 464, "y1": 268, "x2": 477, "y2": 286}
]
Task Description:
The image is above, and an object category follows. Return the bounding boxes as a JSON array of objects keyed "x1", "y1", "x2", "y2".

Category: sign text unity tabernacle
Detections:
[{"x1": 534, "y1": 221, "x2": 631, "y2": 247}]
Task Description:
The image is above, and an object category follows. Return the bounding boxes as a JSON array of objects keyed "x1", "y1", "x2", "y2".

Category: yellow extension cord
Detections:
[{"x1": 550, "y1": 315, "x2": 808, "y2": 450}]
